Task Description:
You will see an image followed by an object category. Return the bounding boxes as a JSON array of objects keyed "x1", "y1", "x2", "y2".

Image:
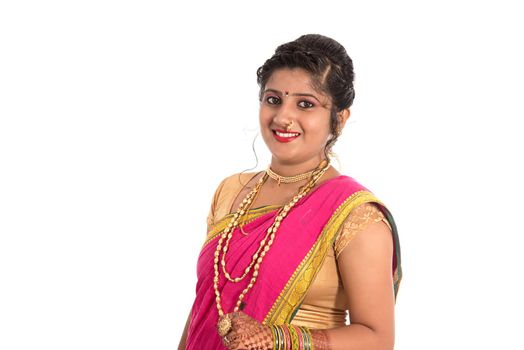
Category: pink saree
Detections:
[{"x1": 185, "y1": 175, "x2": 402, "y2": 349}]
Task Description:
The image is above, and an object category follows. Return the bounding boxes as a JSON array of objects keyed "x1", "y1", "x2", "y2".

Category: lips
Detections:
[{"x1": 272, "y1": 129, "x2": 301, "y2": 143}]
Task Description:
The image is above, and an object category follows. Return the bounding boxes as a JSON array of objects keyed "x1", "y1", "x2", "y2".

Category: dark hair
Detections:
[{"x1": 256, "y1": 34, "x2": 355, "y2": 158}]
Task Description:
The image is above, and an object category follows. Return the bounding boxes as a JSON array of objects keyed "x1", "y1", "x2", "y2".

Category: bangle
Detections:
[
  {"x1": 281, "y1": 325, "x2": 291, "y2": 350},
  {"x1": 300, "y1": 326, "x2": 312, "y2": 349},
  {"x1": 276, "y1": 326, "x2": 284, "y2": 350},
  {"x1": 271, "y1": 324, "x2": 314, "y2": 350},
  {"x1": 289, "y1": 325, "x2": 300, "y2": 349},
  {"x1": 297, "y1": 326, "x2": 305, "y2": 349},
  {"x1": 271, "y1": 325, "x2": 279, "y2": 350},
  {"x1": 272, "y1": 325, "x2": 286, "y2": 350}
]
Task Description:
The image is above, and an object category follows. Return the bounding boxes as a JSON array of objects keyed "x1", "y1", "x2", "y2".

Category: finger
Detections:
[
  {"x1": 221, "y1": 335, "x2": 230, "y2": 348},
  {"x1": 228, "y1": 311, "x2": 244, "y2": 327},
  {"x1": 222, "y1": 334, "x2": 238, "y2": 350},
  {"x1": 233, "y1": 311, "x2": 250, "y2": 322}
]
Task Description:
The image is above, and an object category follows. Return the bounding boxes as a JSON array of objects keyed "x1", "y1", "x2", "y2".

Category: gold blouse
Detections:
[{"x1": 207, "y1": 173, "x2": 392, "y2": 329}]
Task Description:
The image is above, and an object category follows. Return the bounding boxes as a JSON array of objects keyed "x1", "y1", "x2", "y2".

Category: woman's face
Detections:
[{"x1": 259, "y1": 68, "x2": 333, "y2": 168}]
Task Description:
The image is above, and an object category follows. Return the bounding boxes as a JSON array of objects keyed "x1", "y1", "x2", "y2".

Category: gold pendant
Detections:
[{"x1": 217, "y1": 314, "x2": 232, "y2": 337}]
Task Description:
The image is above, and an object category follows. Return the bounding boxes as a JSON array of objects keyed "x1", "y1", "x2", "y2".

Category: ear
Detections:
[{"x1": 337, "y1": 109, "x2": 351, "y2": 132}]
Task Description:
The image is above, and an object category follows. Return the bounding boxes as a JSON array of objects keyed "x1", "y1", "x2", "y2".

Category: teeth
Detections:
[{"x1": 275, "y1": 131, "x2": 299, "y2": 138}]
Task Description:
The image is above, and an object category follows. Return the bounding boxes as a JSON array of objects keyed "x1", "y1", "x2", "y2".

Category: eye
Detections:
[
  {"x1": 298, "y1": 100, "x2": 314, "y2": 108},
  {"x1": 265, "y1": 96, "x2": 281, "y2": 105}
]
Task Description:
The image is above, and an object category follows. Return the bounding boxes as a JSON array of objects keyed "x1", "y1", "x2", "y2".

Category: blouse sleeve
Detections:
[
  {"x1": 206, "y1": 177, "x2": 227, "y2": 233},
  {"x1": 333, "y1": 202, "x2": 392, "y2": 258}
]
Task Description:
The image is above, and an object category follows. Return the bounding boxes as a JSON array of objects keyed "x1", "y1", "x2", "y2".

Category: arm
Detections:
[
  {"x1": 316, "y1": 217, "x2": 395, "y2": 349},
  {"x1": 219, "y1": 204, "x2": 397, "y2": 350},
  {"x1": 177, "y1": 312, "x2": 191, "y2": 350}
]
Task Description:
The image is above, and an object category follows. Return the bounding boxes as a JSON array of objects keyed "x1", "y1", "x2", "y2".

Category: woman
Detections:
[{"x1": 178, "y1": 34, "x2": 402, "y2": 350}]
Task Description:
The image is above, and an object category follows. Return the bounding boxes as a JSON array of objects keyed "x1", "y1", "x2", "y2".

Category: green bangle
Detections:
[{"x1": 289, "y1": 325, "x2": 300, "y2": 349}]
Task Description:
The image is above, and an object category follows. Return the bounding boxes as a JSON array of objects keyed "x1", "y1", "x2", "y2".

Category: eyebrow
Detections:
[{"x1": 262, "y1": 89, "x2": 322, "y2": 104}]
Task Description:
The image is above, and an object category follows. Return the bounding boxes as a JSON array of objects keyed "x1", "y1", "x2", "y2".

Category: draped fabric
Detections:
[{"x1": 185, "y1": 175, "x2": 402, "y2": 349}]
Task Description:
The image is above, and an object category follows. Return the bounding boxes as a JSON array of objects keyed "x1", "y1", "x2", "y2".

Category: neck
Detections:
[{"x1": 269, "y1": 157, "x2": 328, "y2": 177}]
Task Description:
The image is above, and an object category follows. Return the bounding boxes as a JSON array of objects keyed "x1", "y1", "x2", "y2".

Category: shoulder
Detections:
[
  {"x1": 334, "y1": 202, "x2": 390, "y2": 257},
  {"x1": 335, "y1": 202, "x2": 394, "y2": 282},
  {"x1": 214, "y1": 171, "x2": 261, "y2": 196},
  {"x1": 207, "y1": 171, "x2": 261, "y2": 226}
]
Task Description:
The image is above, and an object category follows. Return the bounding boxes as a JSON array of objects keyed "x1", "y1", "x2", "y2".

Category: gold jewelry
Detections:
[
  {"x1": 217, "y1": 314, "x2": 232, "y2": 337},
  {"x1": 285, "y1": 120, "x2": 294, "y2": 131},
  {"x1": 266, "y1": 166, "x2": 315, "y2": 186},
  {"x1": 213, "y1": 160, "x2": 330, "y2": 329},
  {"x1": 219, "y1": 173, "x2": 268, "y2": 284},
  {"x1": 238, "y1": 175, "x2": 267, "y2": 235}
]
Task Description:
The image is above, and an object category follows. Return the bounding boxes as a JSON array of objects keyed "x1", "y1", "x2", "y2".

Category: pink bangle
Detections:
[{"x1": 283, "y1": 325, "x2": 292, "y2": 350}]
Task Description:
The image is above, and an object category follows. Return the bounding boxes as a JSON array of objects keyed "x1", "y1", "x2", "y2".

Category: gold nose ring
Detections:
[{"x1": 285, "y1": 121, "x2": 294, "y2": 131}]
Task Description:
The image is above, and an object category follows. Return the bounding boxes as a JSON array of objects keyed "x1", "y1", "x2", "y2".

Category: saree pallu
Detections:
[{"x1": 185, "y1": 175, "x2": 402, "y2": 349}]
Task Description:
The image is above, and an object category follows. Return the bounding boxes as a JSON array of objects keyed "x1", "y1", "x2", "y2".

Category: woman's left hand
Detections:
[{"x1": 219, "y1": 311, "x2": 273, "y2": 350}]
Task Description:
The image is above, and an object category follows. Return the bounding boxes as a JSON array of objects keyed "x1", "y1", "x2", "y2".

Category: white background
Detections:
[{"x1": 1, "y1": 1, "x2": 523, "y2": 349}]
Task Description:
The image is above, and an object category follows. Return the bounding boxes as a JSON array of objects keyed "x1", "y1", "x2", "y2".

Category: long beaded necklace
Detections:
[
  {"x1": 238, "y1": 166, "x2": 320, "y2": 233},
  {"x1": 215, "y1": 160, "x2": 330, "y2": 337},
  {"x1": 237, "y1": 175, "x2": 267, "y2": 236}
]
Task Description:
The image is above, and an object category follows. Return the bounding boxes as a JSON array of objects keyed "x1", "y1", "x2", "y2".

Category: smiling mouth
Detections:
[
  {"x1": 274, "y1": 130, "x2": 300, "y2": 137},
  {"x1": 272, "y1": 129, "x2": 301, "y2": 142}
]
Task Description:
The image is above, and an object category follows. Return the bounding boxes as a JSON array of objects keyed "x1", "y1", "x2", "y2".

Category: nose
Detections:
[{"x1": 272, "y1": 99, "x2": 295, "y2": 127}]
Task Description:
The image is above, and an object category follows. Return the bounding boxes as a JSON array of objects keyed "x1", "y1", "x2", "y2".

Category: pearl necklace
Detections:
[{"x1": 215, "y1": 160, "x2": 330, "y2": 337}]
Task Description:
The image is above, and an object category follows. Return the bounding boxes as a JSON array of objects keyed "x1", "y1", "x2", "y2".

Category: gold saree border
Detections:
[
  {"x1": 203, "y1": 205, "x2": 281, "y2": 248},
  {"x1": 263, "y1": 190, "x2": 386, "y2": 325}
]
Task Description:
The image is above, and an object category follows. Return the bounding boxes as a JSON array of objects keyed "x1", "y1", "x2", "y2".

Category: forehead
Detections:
[{"x1": 265, "y1": 68, "x2": 320, "y2": 94}]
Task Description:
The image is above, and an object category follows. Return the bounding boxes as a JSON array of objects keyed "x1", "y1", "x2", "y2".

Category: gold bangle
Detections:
[
  {"x1": 273, "y1": 326, "x2": 280, "y2": 350},
  {"x1": 300, "y1": 326, "x2": 312, "y2": 349},
  {"x1": 277, "y1": 325, "x2": 286, "y2": 350},
  {"x1": 269, "y1": 326, "x2": 278, "y2": 350}
]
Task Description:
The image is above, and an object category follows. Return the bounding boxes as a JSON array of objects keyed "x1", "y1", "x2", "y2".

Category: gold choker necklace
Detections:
[{"x1": 266, "y1": 163, "x2": 327, "y2": 186}]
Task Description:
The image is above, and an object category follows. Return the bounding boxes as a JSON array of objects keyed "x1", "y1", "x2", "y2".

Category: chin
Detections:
[{"x1": 266, "y1": 148, "x2": 294, "y2": 162}]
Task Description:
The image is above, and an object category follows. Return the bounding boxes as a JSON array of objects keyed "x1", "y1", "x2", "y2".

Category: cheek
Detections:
[
  {"x1": 259, "y1": 108, "x2": 272, "y2": 126},
  {"x1": 306, "y1": 118, "x2": 331, "y2": 139}
]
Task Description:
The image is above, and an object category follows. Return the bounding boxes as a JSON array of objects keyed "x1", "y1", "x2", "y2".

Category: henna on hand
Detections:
[
  {"x1": 221, "y1": 312, "x2": 331, "y2": 350},
  {"x1": 221, "y1": 312, "x2": 273, "y2": 350},
  {"x1": 311, "y1": 329, "x2": 332, "y2": 350}
]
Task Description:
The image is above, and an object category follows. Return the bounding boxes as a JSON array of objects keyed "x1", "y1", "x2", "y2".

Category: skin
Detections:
[
  {"x1": 230, "y1": 68, "x2": 350, "y2": 210},
  {"x1": 177, "y1": 314, "x2": 190, "y2": 350},
  {"x1": 178, "y1": 68, "x2": 395, "y2": 350}
]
